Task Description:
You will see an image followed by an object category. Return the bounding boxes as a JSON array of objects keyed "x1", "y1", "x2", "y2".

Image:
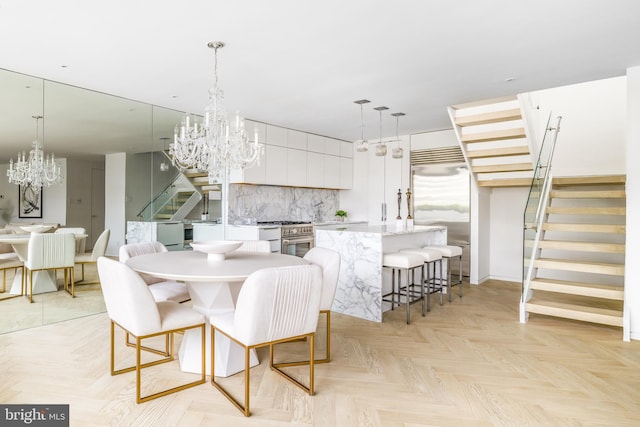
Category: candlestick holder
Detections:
[{"x1": 406, "y1": 188, "x2": 414, "y2": 230}]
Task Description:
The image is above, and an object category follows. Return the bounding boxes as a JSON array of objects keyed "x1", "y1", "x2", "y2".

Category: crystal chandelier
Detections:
[
  {"x1": 7, "y1": 115, "x2": 62, "y2": 193},
  {"x1": 170, "y1": 41, "x2": 262, "y2": 183},
  {"x1": 354, "y1": 99, "x2": 370, "y2": 152},
  {"x1": 391, "y1": 112, "x2": 405, "y2": 159}
]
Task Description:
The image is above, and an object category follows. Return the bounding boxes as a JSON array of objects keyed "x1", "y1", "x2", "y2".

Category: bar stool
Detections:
[
  {"x1": 399, "y1": 248, "x2": 444, "y2": 311},
  {"x1": 382, "y1": 252, "x2": 425, "y2": 324},
  {"x1": 423, "y1": 244, "x2": 463, "y2": 302}
]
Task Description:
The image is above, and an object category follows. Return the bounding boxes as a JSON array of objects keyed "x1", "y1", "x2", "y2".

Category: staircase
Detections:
[
  {"x1": 522, "y1": 175, "x2": 626, "y2": 327},
  {"x1": 448, "y1": 96, "x2": 536, "y2": 188}
]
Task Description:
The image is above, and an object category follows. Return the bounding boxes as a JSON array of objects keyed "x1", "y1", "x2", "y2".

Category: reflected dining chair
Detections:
[
  {"x1": 24, "y1": 233, "x2": 76, "y2": 302},
  {"x1": 75, "y1": 228, "x2": 110, "y2": 285},
  {"x1": 1, "y1": 254, "x2": 24, "y2": 298},
  {"x1": 97, "y1": 257, "x2": 206, "y2": 404},
  {"x1": 274, "y1": 246, "x2": 341, "y2": 367},
  {"x1": 210, "y1": 264, "x2": 323, "y2": 416},
  {"x1": 54, "y1": 227, "x2": 87, "y2": 255},
  {"x1": 119, "y1": 242, "x2": 190, "y2": 303}
]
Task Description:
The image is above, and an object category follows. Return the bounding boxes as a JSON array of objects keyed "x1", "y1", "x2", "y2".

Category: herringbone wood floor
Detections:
[{"x1": 1, "y1": 279, "x2": 639, "y2": 426}]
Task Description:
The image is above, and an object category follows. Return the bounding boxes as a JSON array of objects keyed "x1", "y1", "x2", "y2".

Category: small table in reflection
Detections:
[{"x1": 126, "y1": 250, "x2": 308, "y2": 377}]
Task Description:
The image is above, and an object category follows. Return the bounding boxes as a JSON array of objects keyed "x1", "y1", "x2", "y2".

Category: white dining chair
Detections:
[
  {"x1": 1, "y1": 254, "x2": 24, "y2": 297},
  {"x1": 97, "y1": 257, "x2": 206, "y2": 404},
  {"x1": 75, "y1": 228, "x2": 110, "y2": 284},
  {"x1": 274, "y1": 246, "x2": 341, "y2": 367},
  {"x1": 25, "y1": 233, "x2": 76, "y2": 302},
  {"x1": 210, "y1": 264, "x2": 323, "y2": 416},
  {"x1": 55, "y1": 227, "x2": 87, "y2": 254},
  {"x1": 119, "y1": 242, "x2": 190, "y2": 303}
]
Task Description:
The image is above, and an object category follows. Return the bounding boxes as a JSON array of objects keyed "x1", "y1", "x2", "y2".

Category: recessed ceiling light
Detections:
[{"x1": 504, "y1": 76, "x2": 517, "y2": 83}]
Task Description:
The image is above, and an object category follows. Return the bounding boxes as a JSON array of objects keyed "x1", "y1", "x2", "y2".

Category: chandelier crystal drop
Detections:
[
  {"x1": 354, "y1": 99, "x2": 370, "y2": 152},
  {"x1": 7, "y1": 115, "x2": 63, "y2": 193},
  {"x1": 170, "y1": 41, "x2": 262, "y2": 183}
]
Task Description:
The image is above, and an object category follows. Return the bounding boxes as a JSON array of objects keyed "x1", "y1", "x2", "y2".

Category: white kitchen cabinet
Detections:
[
  {"x1": 340, "y1": 140, "x2": 353, "y2": 158},
  {"x1": 287, "y1": 129, "x2": 307, "y2": 150},
  {"x1": 324, "y1": 138, "x2": 341, "y2": 156},
  {"x1": 265, "y1": 145, "x2": 288, "y2": 185},
  {"x1": 266, "y1": 124, "x2": 287, "y2": 147},
  {"x1": 229, "y1": 143, "x2": 266, "y2": 184},
  {"x1": 287, "y1": 148, "x2": 307, "y2": 187},
  {"x1": 192, "y1": 223, "x2": 224, "y2": 242},
  {"x1": 324, "y1": 155, "x2": 340, "y2": 189},
  {"x1": 226, "y1": 225, "x2": 281, "y2": 253},
  {"x1": 306, "y1": 151, "x2": 324, "y2": 188},
  {"x1": 339, "y1": 156, "x2": 353, "y2": 189},
  {"x1": 307, "y1": 134, "x2": 325, "y2": 153}
]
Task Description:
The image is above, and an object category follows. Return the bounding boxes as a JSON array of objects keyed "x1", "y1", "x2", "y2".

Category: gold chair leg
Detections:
[
  {"x1": 270, "y1": 332, "x2": 315, "y2": 395},
  {"x1": 272, "y1": 311, "x2": 331, "y2": 368}
]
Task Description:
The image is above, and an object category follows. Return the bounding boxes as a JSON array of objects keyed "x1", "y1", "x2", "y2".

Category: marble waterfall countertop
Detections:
[
  {"x1": 315, "y1": 222, "x2": 446, "y2": 235},
  {"x1": 315, "y1": 224, "x2": 447, "y2": 322}
]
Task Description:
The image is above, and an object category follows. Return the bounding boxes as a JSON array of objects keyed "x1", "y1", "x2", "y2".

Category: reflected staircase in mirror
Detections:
[
  {"x1": 522, "y1": 175, "x2": 626, "y2": 333},
  {"x1": 448, "y1": 96, "x2": 536, "y2": 187}
]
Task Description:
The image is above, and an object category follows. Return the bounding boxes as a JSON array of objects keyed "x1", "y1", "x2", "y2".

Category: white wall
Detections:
[
  {"x1": 625, "y1": 66, "x2": 640, "y2": 340},
  {"x1": 105, "y1": 153, "x2": 126, "y2": 257}
]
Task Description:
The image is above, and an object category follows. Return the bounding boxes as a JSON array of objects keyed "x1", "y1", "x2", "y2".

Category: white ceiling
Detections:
[{"x1": 1, "y1": 0, "x2": 640, "y2": 162}]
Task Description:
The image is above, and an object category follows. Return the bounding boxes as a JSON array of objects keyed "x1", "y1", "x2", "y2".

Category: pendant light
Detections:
[
  {"x1": 374, "y1": 106, "x2": 388, "y2": 156},
  {"x1": 354, "y1": 99, "x2": 370, "y2": 152},
  {"x1": 391, "y1": 112, "x2": 405, "y2": 159}
]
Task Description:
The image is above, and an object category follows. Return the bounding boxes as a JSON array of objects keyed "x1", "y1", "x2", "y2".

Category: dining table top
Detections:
[{"x1": 125, "y1": 250, "x2": 309, "y2": 282}]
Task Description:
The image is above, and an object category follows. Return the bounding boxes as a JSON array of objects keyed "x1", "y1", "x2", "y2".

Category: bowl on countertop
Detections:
[{"x1": 190, "y1": 240, "x2": 243, "y2": 261}]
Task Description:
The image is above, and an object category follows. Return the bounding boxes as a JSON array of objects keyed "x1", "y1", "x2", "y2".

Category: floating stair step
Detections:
[
  {"x1": 535, "y1": 240, "x2": 625, "y2": 254},
  {"x1": 461, "y1": 128, "x2": 526, "y2": 143},
  {"x1": 541, "y1": 223, "x2": 626, "y2": 234},
  {"x1": 477, "y1": 178, "x2": 532, "y2": 187},
  {"x1": 472, "y1": 163, "x2": 533, "y2": 173},
  {"x1": 546, "y1": 206, "x2": 626, "y2": 215},
  {"x1": 455, "y1": 108, "x2": 522, "y2": 127},
  {"x1": 184, "y1": 170, "x2": 208, "y2": 178},
  {"x1": 534, "y1": 258, "x2": 625, "y2": 276},
  {"x1": 529, "y1": 279, "x2": 624, "y2": 300},
  {"x1": 553, "y1": 175, "x2": 626, "y2": 186},
  {"x1": 550, "y1": 190, "x2": 626, "y2": 199},
  {"x1": 525, "y1": 299, "x2": 623, "y2": 327},
  {"x1": 155, "y1": 214, "x2": 173, "y2": 219},
  {"x1": 466, "y1": 146, "x2": 530, "y2": 159},
  {"x1": 450, "y1": 95, "x2": 518, "y2": 109}
]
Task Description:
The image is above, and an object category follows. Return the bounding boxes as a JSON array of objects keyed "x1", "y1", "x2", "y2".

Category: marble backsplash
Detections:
[{"x1": 228, "y1": 184, "x2": 338, "y2": 224}]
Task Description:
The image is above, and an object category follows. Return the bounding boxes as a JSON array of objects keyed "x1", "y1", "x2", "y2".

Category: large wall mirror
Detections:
[{"x1": 0, "y1": 67, "x2": 187, "y2": 334}]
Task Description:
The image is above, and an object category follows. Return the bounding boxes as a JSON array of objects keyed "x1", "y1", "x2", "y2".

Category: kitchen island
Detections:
[{"x1": 315, "y1": 224, "x2": 447, "y2": 322}]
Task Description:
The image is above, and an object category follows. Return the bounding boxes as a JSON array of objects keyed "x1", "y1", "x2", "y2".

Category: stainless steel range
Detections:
[{"x1": 257, "y1": 221, "x2": 314, "y2": 257}]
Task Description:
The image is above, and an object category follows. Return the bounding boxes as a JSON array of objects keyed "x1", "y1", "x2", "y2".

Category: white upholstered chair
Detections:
[
  {"x1": 1, "y1": 255, "x2": 23, "y2": 297},
  {"x1": 119, "y1": 241, "x2": 190, "y2": 303},
  {"x1": 54, "y1": 227, "x2": 87, "y2": 254},
  {"x1": 210, "y1": 264, "x2": 323, "y2": 416},
  {"x1": 237, "y1": 240, "x2": 271, "y2": 253},
  {"x1": 75, "y1": 228, "x2": 110, "y2": 284},
  {"x1": 25, "y1": 233, "x2": 76, "y2": 302},
  {"x1": 97, "y1": 257, "x2": 206, "y2": 404},
  {"x1": 274, "y1": 246, "x2": 341, "y2": 367}
]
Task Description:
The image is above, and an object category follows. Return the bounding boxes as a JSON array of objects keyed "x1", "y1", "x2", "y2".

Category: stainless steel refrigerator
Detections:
[{"x1": 411, "y1": 158, "x2": 470, "y2": 277}]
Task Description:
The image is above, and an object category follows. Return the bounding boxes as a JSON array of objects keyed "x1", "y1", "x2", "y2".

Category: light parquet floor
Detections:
[{"x1": 1, "y1": 279, "x2": 639, "y2": 426}]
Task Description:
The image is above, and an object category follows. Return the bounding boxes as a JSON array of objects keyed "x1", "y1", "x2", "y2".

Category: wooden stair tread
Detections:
[
  {"x1": 533, "y1": 240, "x2": 625, "y2": 254},
  {"x1": 461, "y1": 128, "x2": 526, "y2": 143},
  {"x1": 477, "y1": 178, "x2": 532, "y2": 187},
  {"x1": 534, "y1": 258, "x2": 625, "y2": 276},
  {"x1": 541, "y1": 223, "x2": 626, "y2": 234},
  {"x1": 466, "y1": 146, "x2": 530, "y2": 159},
  {"x1": 472, "y1": 163, "x2": 533, "y2": 173},
  {"x1": 525, "y1": 298, "x2": 623, "y2": 327},
  {"x1": 550, "y1": 190, "x2": 626, "y2": 199},
  {"x1": 553, "y1": 175, "x2": 626, "y2": 186},
  {"x1": 450, "y1": 95, "x2": 518, "y2": 109},
  {"x1": 529, "y1": 279, "x2": 624, "y2": 300},
  {"x1": 546, "y1": 206, "x2": 626, "y2": 215},
  {"x1": 455, "y1": 108, "x2": 522, "y2": 127}
]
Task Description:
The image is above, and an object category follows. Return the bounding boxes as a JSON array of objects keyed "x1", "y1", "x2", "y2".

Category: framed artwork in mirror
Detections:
[{"x1": 18, "y1": 184, "x2": 43, "y2": 218}]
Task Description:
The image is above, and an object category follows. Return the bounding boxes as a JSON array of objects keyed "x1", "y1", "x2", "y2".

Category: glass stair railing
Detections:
[{"x1": 137, "y1": 173, "x2": 201, "y2": 222}]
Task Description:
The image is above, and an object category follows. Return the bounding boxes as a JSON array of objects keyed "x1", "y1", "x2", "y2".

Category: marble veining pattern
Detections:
[
  {"x1": 316, "y1": 230, "x2": 383, "y2": 322},
  {"x1": 228, "y1": 184, "x2": 338, "y2": 224},
  {"x1": 126, "y1": 221, "x2": 154, "y2": 243}
]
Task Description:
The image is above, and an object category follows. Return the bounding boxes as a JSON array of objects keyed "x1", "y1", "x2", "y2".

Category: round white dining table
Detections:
[
  {"x1": 126, "y1": 249, "x2": 309, "y2": 377},
  {"x1": 0, "y1": 233, "x2": 88, "y2": 295}
]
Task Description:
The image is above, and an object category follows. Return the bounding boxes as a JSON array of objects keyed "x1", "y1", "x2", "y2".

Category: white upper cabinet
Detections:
[
  {"x1": 265, "y1": 145, "x2": 288, "y2": 185},
  {"x1": 266, "y1": 124, "x2": 287, "y2": 147},
  {"x1": 307, "y1": 134, "x2": 325, "y2": 153},
  {"x1": 340, "y1": 140, "x2": 353, "y2": 158},
  {"x1": 324, "y1": 155, "x2": 340, "y2": 188},
  {"x1": 324, "y1": 138, "x2": 341, "y2": 156},
  {"x1": 339, "y1": 156, "x2": 353, "y2": 189},
  {"x1": 287, "y1": 148, "x2": 307, "y2": 186},
  {"x1": 287, "y1": 129, "x2": 307, "y2": 150}
]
